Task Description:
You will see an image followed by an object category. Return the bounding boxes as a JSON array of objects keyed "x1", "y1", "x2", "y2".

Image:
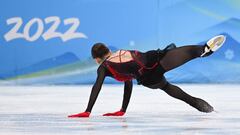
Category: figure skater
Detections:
[{"x1": 68, "y1": 35, "x2": 226, "y2": 118}]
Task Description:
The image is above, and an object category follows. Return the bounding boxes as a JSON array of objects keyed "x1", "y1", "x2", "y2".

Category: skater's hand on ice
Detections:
[
  {"x1": 102, "y1": 110, "x2": 125, "y2": 116},
  {"x1": 68, "y1": 112, "x2": 90, "y2": 118}
]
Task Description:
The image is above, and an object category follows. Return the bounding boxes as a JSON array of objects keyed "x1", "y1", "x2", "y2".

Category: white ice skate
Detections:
[{"x1": 201, "y1": 35, "x2": 226, "y2": 57}]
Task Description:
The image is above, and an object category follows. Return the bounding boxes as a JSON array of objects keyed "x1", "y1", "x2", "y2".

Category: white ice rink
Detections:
[{"x1": 0, "y1": 84, "x2": 240, "y2": 135}]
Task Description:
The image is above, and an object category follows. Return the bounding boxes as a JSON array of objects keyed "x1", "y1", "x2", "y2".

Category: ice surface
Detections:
[{"x1": 0, "y1": 84, "x2": 240, "y2": 135}]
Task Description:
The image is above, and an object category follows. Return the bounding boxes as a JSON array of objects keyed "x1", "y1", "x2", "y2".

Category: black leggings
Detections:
[
  {"x1": 154, "y1": 45, "x2": 214, "y2": 112},
  {"x1": 160, "y1": 45, "x2": 204, "y2": 72}
]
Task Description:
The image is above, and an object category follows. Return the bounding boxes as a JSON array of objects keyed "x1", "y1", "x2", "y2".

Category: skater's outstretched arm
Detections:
[
  {"x1": 103, "y1": 80, "x2": 133, "y2": 116},
  {"x1": 68, "y1": 65, "x2": 106, "y2": 118},
  {"x1": 122, "y1": 80, "x2": 133, "y2": 112},
  {"x1": 85, "y1": 66, "x2": 106, "y2": 112}
]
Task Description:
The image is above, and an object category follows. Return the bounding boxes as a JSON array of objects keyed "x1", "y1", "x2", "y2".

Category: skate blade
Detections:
[{"x1": 207, "y1": 35, "x2": 226, "y2": 51}]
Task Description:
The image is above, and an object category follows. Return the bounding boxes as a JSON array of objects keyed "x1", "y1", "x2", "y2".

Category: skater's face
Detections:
[{"x1": 95, "y1": 57, "x2": 103, "y2": 64}]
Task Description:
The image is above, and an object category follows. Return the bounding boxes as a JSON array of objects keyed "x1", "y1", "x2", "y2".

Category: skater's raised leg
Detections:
[
  {"x1": 160, "y1": 45, "x2": 204, "y2": 71},
  {"x1": 160, "y1": 35, "x2": 226, "y2": 72}
]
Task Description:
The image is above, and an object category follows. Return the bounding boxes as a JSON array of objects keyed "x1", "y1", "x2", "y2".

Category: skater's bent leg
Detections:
[
  {"x1": 161, "y1": 82, "x2": 214, "y2": 113},
  {"x1": 160, "y1": 45, "x2": 204, "y2": 72},
  {"x1": 161, "y1": 83, "x2": 195, "y2": 105}
]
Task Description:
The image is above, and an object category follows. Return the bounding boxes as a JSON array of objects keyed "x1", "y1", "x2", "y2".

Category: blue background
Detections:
[{"x1": 0, "y1": 0, "x2": 239, "y2": 85}]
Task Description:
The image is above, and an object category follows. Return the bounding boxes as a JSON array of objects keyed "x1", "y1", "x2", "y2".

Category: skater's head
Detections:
[{"x1": 91, "y1": 43, "x2": 111, "y2": 64}]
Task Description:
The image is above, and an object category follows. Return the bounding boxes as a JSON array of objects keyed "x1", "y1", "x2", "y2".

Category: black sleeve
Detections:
[
  {"x1": 85, "y1": 65, "x2": 106, "y2": 112},
  {"x1": 121, "y1": 80, "x2": 133, "y2": 112}
]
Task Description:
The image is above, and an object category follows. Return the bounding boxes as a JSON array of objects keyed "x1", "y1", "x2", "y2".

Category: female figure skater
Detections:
[{"x1": 68, "y1": 35, "x2": 226, "y2": 118}]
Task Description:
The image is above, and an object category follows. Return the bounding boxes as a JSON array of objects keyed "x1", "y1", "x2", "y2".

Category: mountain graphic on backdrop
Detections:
[
  {"x1": 196, "y1": 17, "x2": 240, "y2": 43},
  {"x1": 209, "y1": 18, "x2": 240, "y2": 31},
  {"x1": 1, "y1": 52, "x2": 79, "y2": 79},
  {"x1": 27, "y1": 52, "x2": 80, "y2": 71}
]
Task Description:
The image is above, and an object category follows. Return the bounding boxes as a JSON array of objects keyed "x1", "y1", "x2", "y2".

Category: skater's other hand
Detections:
[
  {"x1": 68, "y1": 112, "x2": 90, "y2": 118},
  {"x1": 102, "y1": 110, "x2": 125, "y2": 116}
]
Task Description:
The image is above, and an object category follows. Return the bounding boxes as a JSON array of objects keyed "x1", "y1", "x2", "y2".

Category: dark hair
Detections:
[{"x1": 91, "y1": 43, "x2": 110, "y2": 59}]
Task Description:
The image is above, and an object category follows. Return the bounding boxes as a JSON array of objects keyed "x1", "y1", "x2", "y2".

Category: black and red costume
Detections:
[{"x1": 85, "y1": 44, "x2": 214, "y2": 113}]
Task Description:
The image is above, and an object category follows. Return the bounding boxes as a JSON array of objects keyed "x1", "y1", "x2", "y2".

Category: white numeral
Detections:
[
  {"x1": 24, "y1": 18, "x2": 44, "y2": 41},
  {"x1": 61, "y1": 18, "x2": 87, "y2": 42},
  {"x1": 4, "y1": 17, "x2": 25, "y2": 41},
  {"x1": 42, "y1": 16, "x2": 62, "y2": 40}
]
